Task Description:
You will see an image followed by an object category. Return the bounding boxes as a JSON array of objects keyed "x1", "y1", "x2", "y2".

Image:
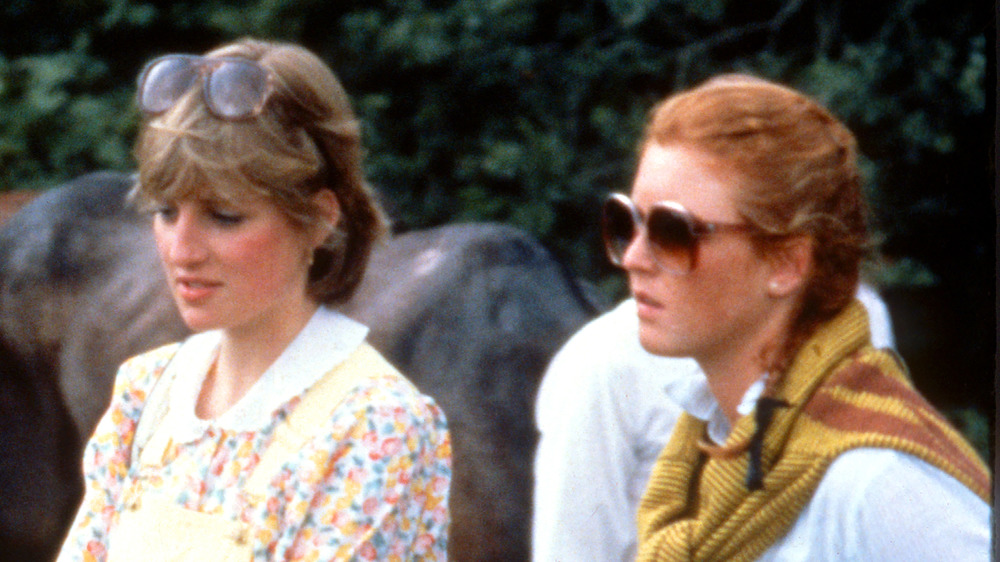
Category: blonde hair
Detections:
[
  {"x1": 644, "y1": 74, "x2": 869, "y2": 372},
  {"x1": 132, "y1": 38, "x2": 387, "y2": 304}
]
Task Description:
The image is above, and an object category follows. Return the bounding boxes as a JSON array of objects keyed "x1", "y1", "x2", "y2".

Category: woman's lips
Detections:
[
  {"x1": 174, "y1": 277, "x2": 220, "y2": 302},
  {"x1": 632, "y1": 289, "x2": 664, "y2": 321}
]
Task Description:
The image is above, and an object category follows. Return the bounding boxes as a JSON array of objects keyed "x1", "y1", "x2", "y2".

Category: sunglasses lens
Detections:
[
  {"x1": 205, "y1": 61, "x2": 270, "y2": 119},
  {"x1": 601, "y1": 197, "x2": 637, "y2": 266},
  {"x1": 647, "y1": 206, "x2": 697, "y2": 274},
  {"x1": 140, "y1": 57, "x2": 199, "y2": 114}
]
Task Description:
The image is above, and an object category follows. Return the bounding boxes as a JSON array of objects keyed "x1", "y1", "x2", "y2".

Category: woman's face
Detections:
[
  {"x1": 152, "y1": 191, "x2": 317, "y2": 337},
  {"x1": 622, "y1": 144, "x2": 778, "y2": 368}
]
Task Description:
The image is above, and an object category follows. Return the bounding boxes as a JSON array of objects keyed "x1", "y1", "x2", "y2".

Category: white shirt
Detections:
[
  {"x1": 532, "y1": 286, "x2": 988, "y2": 561},
  {"x1": 533, "y1": 298, "x2": 695, "y2": 562},
  {"x1": 759, "y1": 448, "x2": 990, "y2": 560}
]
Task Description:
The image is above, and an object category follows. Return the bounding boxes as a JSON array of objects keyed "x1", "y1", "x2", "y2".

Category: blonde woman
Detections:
[{"x1": 57, "y1": 39, "x2": 450, "y2": 561}]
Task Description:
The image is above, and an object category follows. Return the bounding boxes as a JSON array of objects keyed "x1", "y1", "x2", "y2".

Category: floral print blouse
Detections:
[{"x1": 57, "y1": 308, "x2": 451, "y2": 561}]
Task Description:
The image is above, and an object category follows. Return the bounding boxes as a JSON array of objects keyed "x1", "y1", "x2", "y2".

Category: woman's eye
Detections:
[
  {"x1": 210, "y1": 210, "x2": 245, "y2": 226},
  {"x1": 153, "y1": 205, "x2": 178, "y2": 222}
]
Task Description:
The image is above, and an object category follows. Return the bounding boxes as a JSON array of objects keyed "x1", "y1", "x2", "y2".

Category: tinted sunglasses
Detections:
[
  {"x1": 601, "y1": 193, "x2": 755, "y2": 274},
  {"x1": 137, "y1": 54, "x2": 276, "y2": 120}
]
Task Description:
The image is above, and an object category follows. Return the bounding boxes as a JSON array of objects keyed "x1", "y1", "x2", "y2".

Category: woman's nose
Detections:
[
  {"x1": 621, "y1": 226, "x2": 654, "y2": 272},
  {"x1": 158, "y1": 210, "x2": 209, "y2": 266}
]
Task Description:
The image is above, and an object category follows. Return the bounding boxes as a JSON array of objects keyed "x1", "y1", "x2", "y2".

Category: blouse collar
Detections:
[
  {"x1": 660, "y1": 364, "x2": 734, "y2": 444},
  {"x1": 163, "y1": 307, "x2": 369, "y2": 442}
]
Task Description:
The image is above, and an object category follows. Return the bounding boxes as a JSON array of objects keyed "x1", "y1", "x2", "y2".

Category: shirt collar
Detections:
[
  {"x1": 165, "y1": 307, "x2": 369, "y2": 441},
  {"x1": 660, "y1": 365, "x2": 734, "y2": 444},
  {"x1": 660, "y1": 361, "x2": 772, "y2": 445}
]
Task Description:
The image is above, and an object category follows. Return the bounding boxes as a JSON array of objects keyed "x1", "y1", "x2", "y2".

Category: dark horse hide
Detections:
[{"x1": 0, "y1": 171, "x2": 601, "y2": 561}]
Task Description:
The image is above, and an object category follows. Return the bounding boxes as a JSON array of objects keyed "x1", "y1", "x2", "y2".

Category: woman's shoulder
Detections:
[
  {"x1": 299, "y1": 342, "x2": 447, "y2": 432},
  {"x1": 121, "y1": 341, "x2": 184, "y2": 371},
  {"x1": 113, "y1": 342, "x2": 183, "y2": 398},
  {"x1": 828, "y1": 448, "x2": 989, "y2": 507},
  {"x1": 785, "y1": 448, "x2": 991, "y2": 560},
  {"x1": 353, "y1": 365, "x2": 446, "y2": 424},
  {"x1": 818, "y1": 448, "x2": 980, "y2": 503},
  {"x1": 290, "y1": 348, "x2": 450, "y2": 465},
  {"x1": 83, "y1": 342, "x2": 185, "y2": 457}
]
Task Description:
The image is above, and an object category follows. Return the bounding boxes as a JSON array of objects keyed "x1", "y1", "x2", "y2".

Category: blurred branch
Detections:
[{"x1": 676, "y1": 0, "x2": 808, "y2": 83}]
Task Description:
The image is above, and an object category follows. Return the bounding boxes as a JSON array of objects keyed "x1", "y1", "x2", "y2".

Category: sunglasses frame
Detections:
[
  {"x1": 137, "y1": 54, "x2": 277, "y2": 121},
  {"x1": 601, "y1": 192, "x2": 755, "y2": 275}
]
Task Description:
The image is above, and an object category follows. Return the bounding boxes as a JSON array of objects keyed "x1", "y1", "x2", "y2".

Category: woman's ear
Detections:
[
  {"x1": 765, "y1": 235, "x2": 813, "y2": 298},
  {"x1": 311, "y1": 188, "x2": 341, "y2": 246}
]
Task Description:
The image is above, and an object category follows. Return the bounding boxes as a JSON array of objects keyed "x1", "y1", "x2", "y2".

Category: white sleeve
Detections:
[
  {"x1": 532, "y1": 302, "x2": 686, "y2": 562},
  {"x1": 763, "y1": 448, "x2": 991, "y2": 561},
  {"x1": 532, "y1": 311, "x2": 638, "y2": 562}
]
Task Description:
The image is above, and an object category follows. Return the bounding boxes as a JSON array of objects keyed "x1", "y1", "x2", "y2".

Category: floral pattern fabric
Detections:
[{"x1": 57, "y1": 338, "x2": 451, "y2": 562}]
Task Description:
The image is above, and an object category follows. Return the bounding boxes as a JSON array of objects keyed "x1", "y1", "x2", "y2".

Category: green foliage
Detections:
[
  {"x1": 0, "y1": 42, "x2": 136, "y2": 190},
  {"x1": 945, "y1": 406, "x2": 992, "y2": 464},
  {"x1": 0, "y1": 0, "x2": 991, "y2": 291}
]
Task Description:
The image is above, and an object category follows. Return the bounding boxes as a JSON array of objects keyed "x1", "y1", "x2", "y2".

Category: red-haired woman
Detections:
[{"x1": 600, "y1": 75, "x2": 990, "y2": 561}]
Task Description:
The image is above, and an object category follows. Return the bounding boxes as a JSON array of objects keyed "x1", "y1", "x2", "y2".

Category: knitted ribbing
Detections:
[{"x1": 636, "y1": 301, "x2": 990, "y2": 562}]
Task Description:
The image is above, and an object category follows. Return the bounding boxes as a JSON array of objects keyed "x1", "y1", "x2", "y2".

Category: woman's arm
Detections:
[
  {"x1": 275, "y1": 382, "x2": 451, "y2": 561},
  {"x1": 55, "y1": 349, "x2": 167, "y2": 562}
]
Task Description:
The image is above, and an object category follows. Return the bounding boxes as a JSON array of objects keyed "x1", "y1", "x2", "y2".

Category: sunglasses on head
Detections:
[
  {"x1": 601, "y1": 193, "x2": 755, "y2": 275},
  {"x1": 137, "y1": 54, "x2": 276, "y2": 120}
]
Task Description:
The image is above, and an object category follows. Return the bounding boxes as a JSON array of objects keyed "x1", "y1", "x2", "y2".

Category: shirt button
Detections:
[{"x1": 233, "y1": 528, "x2": 249, "y2": 545}]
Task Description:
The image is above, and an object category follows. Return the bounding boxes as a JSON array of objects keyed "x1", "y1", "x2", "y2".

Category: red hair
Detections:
[{"x1": 644, "y1": 74, "x2": 869, "y2": 372}]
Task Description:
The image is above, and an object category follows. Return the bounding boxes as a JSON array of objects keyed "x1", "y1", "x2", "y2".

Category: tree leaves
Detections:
[{"x1": 0, "y1": 0, "x2": 989, "y2": 296}]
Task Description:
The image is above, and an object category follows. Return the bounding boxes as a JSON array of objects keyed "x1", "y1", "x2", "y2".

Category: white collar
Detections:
[
  {"x1": 736, "y1": 376, "x2": 768, "y2": 417},
  {"x1": 660, "y1": 369, "x2": 728, "y2": 444},
  {"x1": 661, "y1": 366, "x2": 768, "y2": 445},
  {"x1": 162, "y1": 307, "x2": 369, "y2": 442}
]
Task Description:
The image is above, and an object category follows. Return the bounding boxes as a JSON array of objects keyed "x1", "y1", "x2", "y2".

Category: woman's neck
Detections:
[
  {"x1": 698, "y1": 308, "x2": 792, "y2": 425},
  {"x1": 195, "y1": 300, "x2": 319, "y2": 419},
  {"x1": 699, "y1": 352, "x2": 766, "y2": 426}
]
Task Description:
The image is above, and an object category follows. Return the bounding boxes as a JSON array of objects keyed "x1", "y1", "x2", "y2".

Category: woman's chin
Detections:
[
  {"x1": 178, "y1": 312, "x2": 223, "y2": 333},
  {"x1": 637, "y1": 326, "x2": 688, "y2": 358}
]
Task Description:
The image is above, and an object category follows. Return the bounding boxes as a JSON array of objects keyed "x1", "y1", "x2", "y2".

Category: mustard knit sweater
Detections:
[{"x1": 636, "y1": 301, "x2": 990, "y2": 562}]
